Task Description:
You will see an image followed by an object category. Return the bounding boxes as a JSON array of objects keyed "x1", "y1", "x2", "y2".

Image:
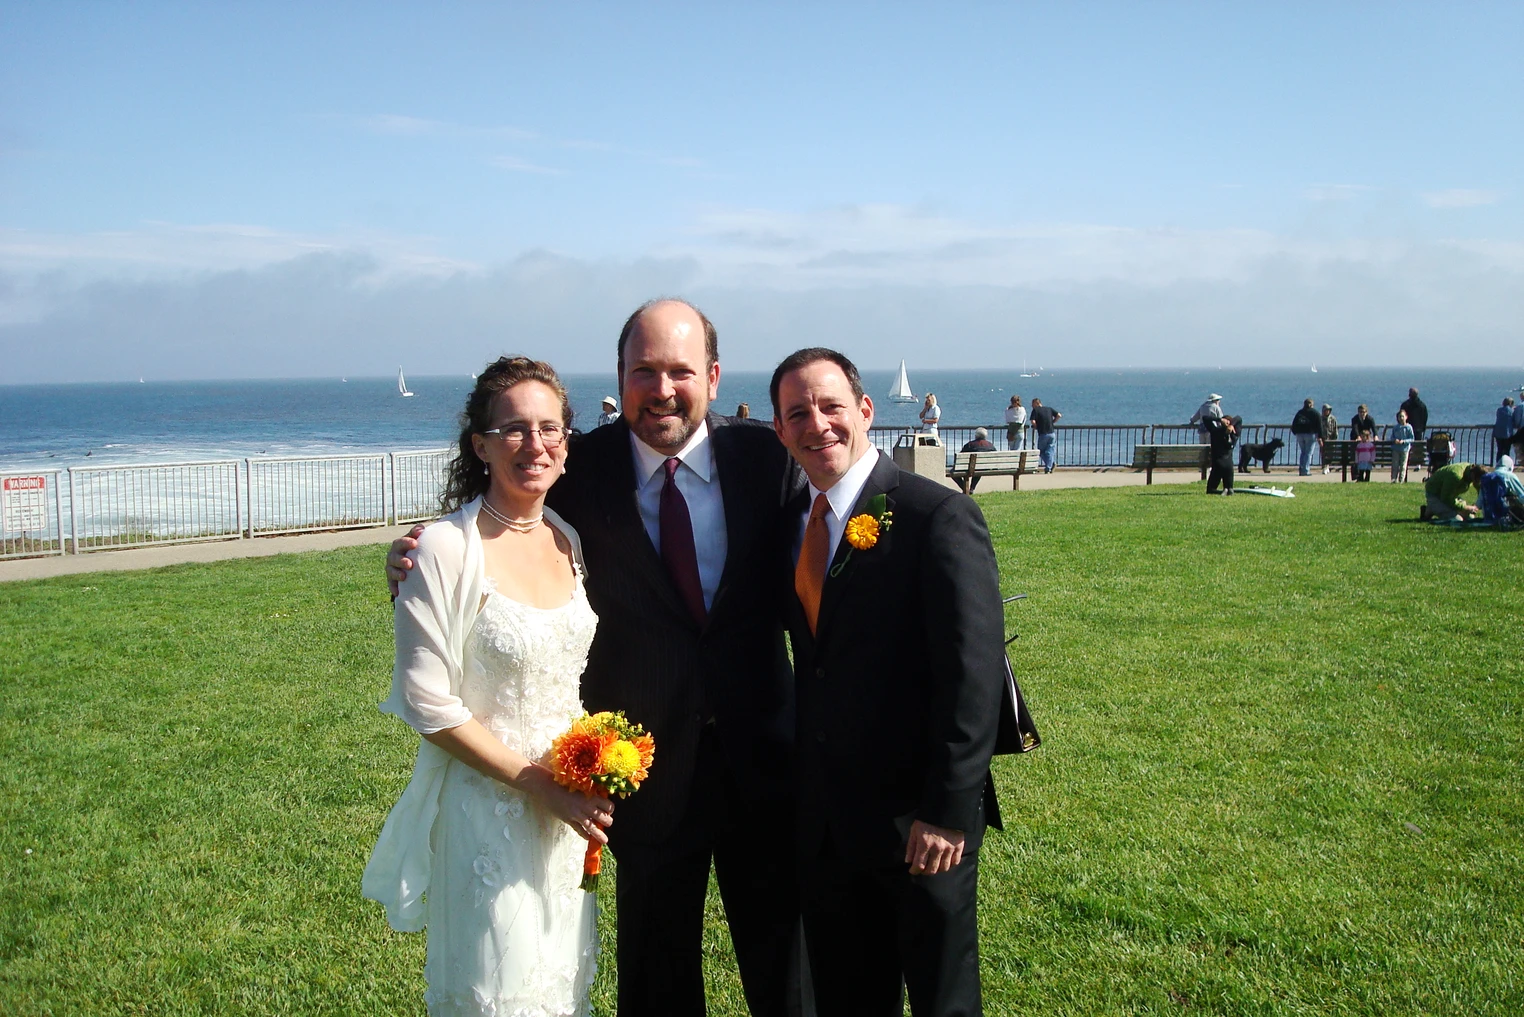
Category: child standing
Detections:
[
  {"x1": 1354, "y1": 430, "x2": 1376, "y2": 482},
  {"x1": 1391, "y1": 409, "x2": 1415, "y2": 483}
]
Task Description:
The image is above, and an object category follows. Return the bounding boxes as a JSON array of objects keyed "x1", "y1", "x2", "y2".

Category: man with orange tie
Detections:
[{"x1": 770, "y1": 347, "x2": 1007, "y2": 1017}]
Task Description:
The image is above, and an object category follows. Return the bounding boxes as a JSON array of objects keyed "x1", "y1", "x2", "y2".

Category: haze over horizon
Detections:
[{"x1": 2, "y1": 3, "x2": 1519, "y2": 383}]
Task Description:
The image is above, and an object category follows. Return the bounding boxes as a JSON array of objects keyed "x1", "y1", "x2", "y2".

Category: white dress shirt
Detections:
[
  {"x1": 630, "y1": 421, "x2": 727, "y2": 611},
  {"x1": 793, "y1": 447, "x2": 881, "y2": 565}
]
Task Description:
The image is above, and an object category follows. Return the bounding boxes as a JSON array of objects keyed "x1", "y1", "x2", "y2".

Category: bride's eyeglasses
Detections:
[{"x1": 481, "y1": 423, "x2": 568, "y2": 448}]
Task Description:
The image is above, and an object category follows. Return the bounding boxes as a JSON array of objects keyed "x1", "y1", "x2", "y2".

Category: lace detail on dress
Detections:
[{"x1": 423, "y1": 568, "x2": 599, "y2": 1017}]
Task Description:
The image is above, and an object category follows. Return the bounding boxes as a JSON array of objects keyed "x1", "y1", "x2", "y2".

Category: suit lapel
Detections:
[
  {"x1": 591, "y1": 419, "x2": 692, "y2": 623},
  {"x1": 814, "y1": 453, "x2": 900, "y2": 643},
  {"x1": 708, "y1": 415, "x2": 749, "y2": 615}
]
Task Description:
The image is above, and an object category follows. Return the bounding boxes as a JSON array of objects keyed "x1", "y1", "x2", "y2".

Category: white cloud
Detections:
[
  {"x1": 489, "y1": 155, "x2": 562, "y2": 175},
  {"x1": 356, "y1": 114, "x2": 536, "y2": 142},
  {"x1": 2, "y1": 204, "x2": 1521, "y2": 379},
  {"x1": 1304, "y1": 183, "x2": 1375, "y2": 202},
  {"x1": 660, "y1": 203, "x2": 1435, "y2": 291},
  {"x1": 1423, "y1": 189, "x2": 1503, "y2": 208}
]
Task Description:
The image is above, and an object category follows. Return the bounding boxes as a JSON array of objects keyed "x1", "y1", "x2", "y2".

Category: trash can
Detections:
[{"x1": 892, "y1": 431, "x2": 945, "y2": 480}]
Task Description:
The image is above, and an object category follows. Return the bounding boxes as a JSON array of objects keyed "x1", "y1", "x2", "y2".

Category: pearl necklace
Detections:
[{"x1": 481, "y1": 498, "x2": 543, "y2": 533}]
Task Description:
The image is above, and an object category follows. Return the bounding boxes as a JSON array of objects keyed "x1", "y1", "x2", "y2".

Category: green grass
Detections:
[{"x1": 1, "y1": 481, "x2": 1519, "y2": 1015}]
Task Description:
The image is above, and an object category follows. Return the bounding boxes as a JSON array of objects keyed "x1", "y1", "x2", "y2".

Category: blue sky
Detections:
[{"x1": 2, "y1": 2, "x2": 1520, "y2": 381}]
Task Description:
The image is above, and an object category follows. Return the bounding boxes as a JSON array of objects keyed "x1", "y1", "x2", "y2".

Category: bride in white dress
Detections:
[{"x1": 364, "y1": 357, "x2": 612, "y2": 1017}]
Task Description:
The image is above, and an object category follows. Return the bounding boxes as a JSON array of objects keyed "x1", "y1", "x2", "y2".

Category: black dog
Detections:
[{"x1": 1238, "y1": 437, "x2": 1285, "y2": 473}]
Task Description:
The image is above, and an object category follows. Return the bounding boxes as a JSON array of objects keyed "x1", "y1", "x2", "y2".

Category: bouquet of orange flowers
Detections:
[{"x1": 549, "y1": 710, "x2": 655, "y2": 890}]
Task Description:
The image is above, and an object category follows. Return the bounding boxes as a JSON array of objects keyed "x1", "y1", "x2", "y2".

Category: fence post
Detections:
[
  {"x1": 388, "y1": 453, "x2": 397, "y2": 526},
  {"x1": 67, "y1": 468, "x2": 78, "y2": 554},
  {"x1": 244, "y1": 459, "x2": 253, "y2": 538}
]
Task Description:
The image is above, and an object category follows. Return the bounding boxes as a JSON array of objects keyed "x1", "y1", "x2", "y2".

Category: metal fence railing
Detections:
[
  {"x1": 0, "y1": 425, "x2": 1500, "y2": 560},
  {"x1": 246, "y1": 454, "x2": 388, "y2": 536},
  {"x1": 393, "y1": 449, "x2": 452, "y2": 524},
  {"x1": 1, "y1": 471, "x2": 65, "y2": 560},
  {"x1": 874, "y1": 423, "x2": 1496, "y2": 471},
  {"x1": 67, "y1": 460, "x2": 242, "y2": 553}
]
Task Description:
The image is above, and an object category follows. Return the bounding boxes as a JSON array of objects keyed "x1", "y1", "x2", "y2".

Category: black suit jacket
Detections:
[
  {"x1": 547, "y1": 413, "x2": 796, "y2": 845},
  {"x1": 784, "y1": 453, "x2": 1005, "y2": 866}
]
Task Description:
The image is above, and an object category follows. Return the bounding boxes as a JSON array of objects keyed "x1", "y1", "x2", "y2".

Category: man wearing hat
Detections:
[
  {"x1": 958, "y1": 427, "x2": 997, "y2": 492},
  {"x1": 596, "y1": 395, "x2": 620, "y2": 428},
  {"x1": 1190, "y1": 393, "x2": 1223, "y2": 440}
]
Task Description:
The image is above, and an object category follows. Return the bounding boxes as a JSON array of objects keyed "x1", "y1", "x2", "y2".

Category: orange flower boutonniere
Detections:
[{"x1": 830, "y1": 493, "x2": 892, "y2": 577}]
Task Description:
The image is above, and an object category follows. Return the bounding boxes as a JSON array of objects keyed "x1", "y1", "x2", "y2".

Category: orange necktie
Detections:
[{"x1": 795, "y1": 493, "x2": 831, "y2": 634}]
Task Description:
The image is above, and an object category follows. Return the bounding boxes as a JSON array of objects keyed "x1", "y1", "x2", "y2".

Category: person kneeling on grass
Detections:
[
  {"x1": 1477, "y1": 457, "x2": 1524, "y2": 527},
  {"x1": 1421, "y1": 462, "x2": 1486, "y2": 521}
]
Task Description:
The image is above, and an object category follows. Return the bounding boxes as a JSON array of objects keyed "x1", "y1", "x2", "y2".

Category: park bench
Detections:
[
  {"x1": 1320, "y1": 440, "x2": 1422, "y2": 481},
  {"x1": 949, "y1": 449, "x2": 1042, "y2": 492},
  {"x1": 1131, "y1": 444, "x2": 1208, "y2": 484}
]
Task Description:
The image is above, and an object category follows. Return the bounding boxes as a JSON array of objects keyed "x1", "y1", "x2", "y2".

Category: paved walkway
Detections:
[{"x1": 0, "y1": 467, "x2": 1357, "y2": 583}]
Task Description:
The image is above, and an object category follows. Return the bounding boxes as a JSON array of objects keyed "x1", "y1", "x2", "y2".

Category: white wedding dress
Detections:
[{"x1": 422, "y1": 572, "x2": 600, "y2": 1017}]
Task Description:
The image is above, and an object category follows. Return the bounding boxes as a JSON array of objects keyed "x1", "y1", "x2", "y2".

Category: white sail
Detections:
[
  {"x1": 398, "y1": 367, "x2": 415, "y2": 397},
  {"x1": 888, "y1": 359, "x2": 916, "y2": 402}
]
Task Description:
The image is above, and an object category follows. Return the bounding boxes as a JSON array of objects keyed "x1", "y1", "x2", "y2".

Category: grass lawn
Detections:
[{"x1": 2, "y1": 481, "x2": 1520, "y2": 1015}]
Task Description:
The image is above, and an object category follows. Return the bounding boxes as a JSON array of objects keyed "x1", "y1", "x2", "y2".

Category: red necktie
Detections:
[
  {"x1": 794, "y1": 493, "x2": 830, "y2": 634},
  {"x1": 660, "y1": 457, "x2": 707, "y2": 625}
]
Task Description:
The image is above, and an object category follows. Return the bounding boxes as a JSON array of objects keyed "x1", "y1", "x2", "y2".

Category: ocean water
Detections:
[{"x1": 1, "y1": 367, "x2": 1517, "y2": 471}]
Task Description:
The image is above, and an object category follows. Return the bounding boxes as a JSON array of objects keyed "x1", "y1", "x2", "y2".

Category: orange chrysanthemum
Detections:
[
  {"x1": 844, "y1": 513, "x2": 880, "y2": 550},
  {"x1": 551, "y1": 727, "x2": 614, "y2": 796}
]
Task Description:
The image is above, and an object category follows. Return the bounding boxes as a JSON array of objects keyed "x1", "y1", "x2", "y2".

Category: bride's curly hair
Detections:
[{"x1": 440, "y1": 356, "x2": 574, "y2": 515}]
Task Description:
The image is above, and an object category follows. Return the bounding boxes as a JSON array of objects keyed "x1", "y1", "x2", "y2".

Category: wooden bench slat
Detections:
[{"x1": 947, "y1": 449, "x2": 1042, "y2": 492}]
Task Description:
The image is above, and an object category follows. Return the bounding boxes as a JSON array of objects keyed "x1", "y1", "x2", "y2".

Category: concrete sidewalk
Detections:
[{"x1": 0, "y1": 466, "x2": 1364, "y2": 582}]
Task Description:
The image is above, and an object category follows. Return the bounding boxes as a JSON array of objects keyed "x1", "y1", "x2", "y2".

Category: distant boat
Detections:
[
  {"x1": 398, "y1": 367, "x2": 415, "y2": 397},
  {"x1": 138, "y1": 376, "x2": 144, "y2": 384},
  {"x1": 1311, "y1": 364, "x2": 1318, "y2": 373},
  {"x1": 888, "y1": 360, "x2": 917, "y2": 403},
  {"x1": 1020, "y1": 358, "x2": 1037, "y2": 378}
]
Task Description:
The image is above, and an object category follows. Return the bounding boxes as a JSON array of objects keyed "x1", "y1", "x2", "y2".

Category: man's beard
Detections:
[{"x1": 631, "y1": 399, "x2": 703, "y2": 453}]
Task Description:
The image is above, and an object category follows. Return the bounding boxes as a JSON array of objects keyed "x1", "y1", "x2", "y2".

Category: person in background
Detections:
[
  {"x1": 1421, "y1": 462, "x2": 1485, "y2": 521},
  {"x1": 1319, "y1": 404, "x2": 1339, "y2": 474},
  {"x1": 1190, "y1": 393, "x2": 1223, "y2": 441},
  {"x1": 736, "y1": 402, "x2": 751, "y2": 419},
  {"x1": 1493, "y1": 397, "x2": 1515, "y2": 465},
  {"x1": 1512, "y1": 387, "x2": 1524, "y2": 464},
  {"x1": 1004, "y1": 395, "x2": 1027, "y2": 450},
  {"x1": 1400, "y1": 388, "x2": 1429, "y2": 442},
  {"x1": 1391, "y1": 409, "x2": 1415, "y2": 483},
  {"x1": 1478, "y1": 456, "x2": 1524, "y2": 526},
  {"x1": 1202, "y1": 414, "x2": 1238, "y2": 495},
  {"x1": 1354, "y1": 430, "x2": 1376, "y2": 482},
  {"x1": 919, "y1": 392, "x2": 941, "y2": 438},
  {"x1": 959, "y1": 427, "x2": 998, "y2": 492},
  {"x1": 1348, "y1": 404, "x2": 1376, "y2": 442},
  {"x1": 596, "y1": 395, "x2": 620, "y2": 428},
  {"x1": 1291, "y1": 398, "x2": 1321, "y2": 476},
  {"x1": 1029, "y1": 397, "x2": 1061, "y2": 474}
]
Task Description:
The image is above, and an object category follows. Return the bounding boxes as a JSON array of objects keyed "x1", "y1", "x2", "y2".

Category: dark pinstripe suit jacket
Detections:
[{"x1": 546, "y1": 413, "x2": 797, "y2": 845}]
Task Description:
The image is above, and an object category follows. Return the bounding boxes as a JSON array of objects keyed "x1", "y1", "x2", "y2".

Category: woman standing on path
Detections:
[
  {"x1": 1004, "y1": 395, "x2": 1027, "y2": 450},
  {"x1": 919, "y1": 392, "x2": 941, "y2": 438},
  {"x1": 365, "y1": 357, "x2": 608, "y2": 1017}
]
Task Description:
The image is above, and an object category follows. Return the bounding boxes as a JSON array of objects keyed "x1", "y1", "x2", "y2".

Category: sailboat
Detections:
[
  {"x1": 398, "y1": 367, "x2": 415, "y2": 397},
  {"x1": 1020, "y1": 359, "x2": 1037, "y2": 378},
  {"x1": 888, "y1": 360, "x2": 917, "y2": 403},
  {"x1": 1310, "y1": 364, "x2": 1318, "y2": 373}
]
